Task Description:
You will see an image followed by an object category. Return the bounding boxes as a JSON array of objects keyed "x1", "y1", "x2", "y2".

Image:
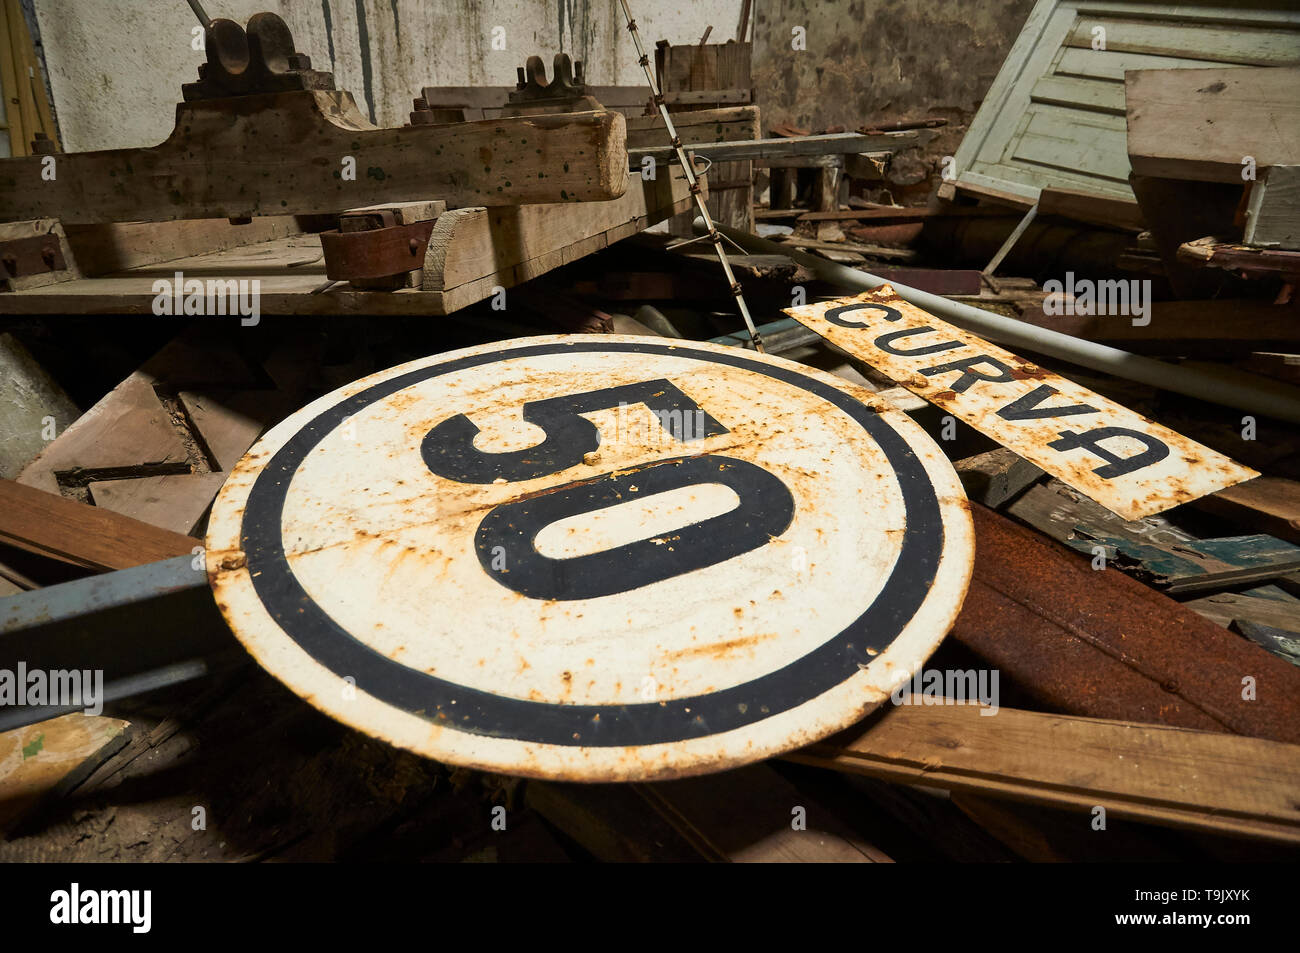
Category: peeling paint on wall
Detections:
[{"x1": 753, "y1": 0, "x2": 1035, "y2": 199}]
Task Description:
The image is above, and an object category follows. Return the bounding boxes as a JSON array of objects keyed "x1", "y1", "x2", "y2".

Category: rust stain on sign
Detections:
[
  {"x1": 205, "y1": 334, "x2": 973, "y2": 783},
  {"x1": 785, "y1": 290, "x2": 1257, "y2": 521}
]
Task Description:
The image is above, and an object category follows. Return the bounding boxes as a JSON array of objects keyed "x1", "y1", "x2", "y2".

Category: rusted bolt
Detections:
[
  {"x1": 409, "y1": 238, "x2": 420, "y2": 255},
  {"x1": 41, "y1": 247, "x2": 56, "y2": 267}
]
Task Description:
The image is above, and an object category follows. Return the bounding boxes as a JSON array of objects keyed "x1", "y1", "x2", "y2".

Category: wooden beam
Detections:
[
  {"x1": 423, "y1": 172, "x2": 696, "y2": 313},
  {"x1": 1126, "y1": 67, "x2": 1300, "y2": 183},
  {"x1": 0, "y1": 479, "x2": 198, "y2": 571},
  {"x1": 1037, "y1": 186, "x2": 1144, "y2": 231},
  {"x1": 64, "y1": 216, "x2": 315, "y2": 277},
  {"x1": 0, "y1": 91, "x2": 627, "y2": 223},
  {"x1": 0, "y1": 173, "x2": 695, "y2": 316},
  {"x1": 1191, "y1": 476, "x2": 1300, "y2": 544},
  {"x1": 1245, "y1": 165, "x2": 1300, "y2": 250},
  {"x1": 787, "y1": 703, "x2": 1300, "y2": 844}
]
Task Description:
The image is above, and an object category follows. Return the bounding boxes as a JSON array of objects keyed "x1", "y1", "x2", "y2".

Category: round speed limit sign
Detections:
[{"x1": 207, "y1": 335, "x2": 973, "y2": 781}]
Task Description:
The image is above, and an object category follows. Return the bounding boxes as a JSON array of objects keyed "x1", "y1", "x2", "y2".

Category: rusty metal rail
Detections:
[{"x1": 957, "y1": 503, "x2": 1300, "y2": 744}]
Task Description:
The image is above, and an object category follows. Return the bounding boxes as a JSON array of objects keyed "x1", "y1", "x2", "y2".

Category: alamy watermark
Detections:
[
  {"x1": 0, "y1": 663, "x2": 104, "y2": 716},
  {"x1": 1042, "y1": 272, "x2": 1150, "y2": 327},
  {"x1": 890, "y1": 666, "x2": 1000, "y2": 715},
  {"x1": 613, "y1": 401, "x2": 708, "y2": 448},
  {"x1": 151, "y1": 271, "x2": 261, "y2": 326},
  {"x1": 50, "y1": 883, "x2": 151, "y2": 933}
]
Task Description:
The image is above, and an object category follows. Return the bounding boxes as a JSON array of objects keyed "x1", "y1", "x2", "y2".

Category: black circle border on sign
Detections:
[{"x1": 239, "y1": 339, "x2": 945, "y2": 748}]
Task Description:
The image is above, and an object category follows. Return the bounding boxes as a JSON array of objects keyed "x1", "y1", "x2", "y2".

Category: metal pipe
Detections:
[
  {"x1": 186, "y1": 0, "x2": 212, "y2": 28},
  {"x1": 706, "y1": 220, "x2": 1300, "y2": 423}
]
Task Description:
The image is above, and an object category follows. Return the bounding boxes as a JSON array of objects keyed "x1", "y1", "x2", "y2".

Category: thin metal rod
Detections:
[
  {"x1": 617, "y1": 0, "x2": 765, "y2": 353},
  {"x1": 186, "y1": 0, "x2": 212, "y2": 28},
  {"x1": 982, "y1": 201, "x2": 1038, "y2": 278},
  {"x1": 711, "y1": 220, "x2": 1300, "y2": 423}
]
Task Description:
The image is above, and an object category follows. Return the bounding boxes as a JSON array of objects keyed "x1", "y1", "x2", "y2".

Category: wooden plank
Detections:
[
  {"x1": 1037, "y1": 185, "x2": 1144, "y2": 229},
  {"x1": 628, "y1": 131, "x2": 930, "y2": 163},
  {"x1": 1185, "y1": 587, "x2": 1300, "y2": 633},
  {"x1": 16, "y1": 336, "x2": 297, "y2": 535},
  {"x1": 787, "y1": 704, "x2": 1300, "y2": 844},
  {"x1": 624, "y1": 105, "x2": 759, "y2": 150},
  {"x1": 0, "y1": 174, "x2": 693, "y2": 316},
  {"x1": 1012, "y1": 105, "x2": 1131, "y2": 182},
  {"x1": 420, "y1": 85, "x2": 650, "y2": 120},
  {"x1": 0, "y1": 92, "x2": 627, "y2": 223},
  {"x1": 655, "y1": 42, "x2": 754, "y2": 233},
  {"x1": 1126, "y1": 67, "x2": 1300, "y2": 182},
  {"x1": 1055, "y1": 46, "x2": 1246, "y2": 81},
  {"x1": 1029, "y1": 74, "x2": 1126, "y2": 115},
  {"x1": 1065, "y1": 16, "x2": 1300, "y2": 66},
  {"x1": 1245, "y1": 164, "x2": 1300, "y2": 250},
  {"x1": 1009, "y1": 479, "x2": 1300, "y2": 595},
  {"x1": 656, "y1": 40, "x2": 752, "y2": 105},
  {"x1": 0, "y1": 478, "x2": 198, "y2": 570},
  {"x1": 1014, "y1": 298, "x2": 1300, "y2": 353},
  {"x1": 422, "y1": 172, "x2": 696, "y2": 313},
  {"x1": 955, "y1": 447, "x2": 1043, "y2": 508},
  {"x1": 1178, "y1": 235, "x2": 1300, "y2": 278},
  {"x1": 0, "y1": 713, "x2": 130, "y2": 833},
  {"x1": 1191, "y1": 476, "x2": 1300, "y2": 544},
  {"x1": 64, "y1": 216, "x2": 312, "y2": 277}
]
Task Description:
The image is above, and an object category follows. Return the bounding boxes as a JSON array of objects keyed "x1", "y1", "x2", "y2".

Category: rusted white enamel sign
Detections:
[
  {"x1": 206, "y1": 334, "x2": 973, "y2": 782},
  {"x1": 786, "y1": 290, "x2": 1257, "y2": 521}
]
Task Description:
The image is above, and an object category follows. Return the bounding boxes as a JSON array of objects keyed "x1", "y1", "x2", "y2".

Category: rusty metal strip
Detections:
[
  {"x1": 955, "y1": 503, "x2": 1300, "y2": 745},
  {"x1": 319, "y1": 220, "x2": 436, "y2": 281},
  {"x1": 785, "y1": 289, "x2": 1257, "y2": 520},
  {"x1": 0, "y1": 235, "x2": 67, "y2": 280}
]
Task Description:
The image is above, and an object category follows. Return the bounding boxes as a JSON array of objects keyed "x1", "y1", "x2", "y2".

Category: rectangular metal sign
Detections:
[{"x1": 785, "y1": 289, "x2": 1258, "y2": 520}]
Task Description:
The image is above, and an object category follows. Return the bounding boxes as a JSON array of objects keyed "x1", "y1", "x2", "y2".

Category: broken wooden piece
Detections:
[
  {"x1": 1191, "y1": 476, "x2": 1300, "y2": 545},
  {"x1": 1244, "y1": 165, "x2": 1300, "y2": 251},
  {"x1": 1178, "y1": 235, "x2": 1300, "y2": 281},
  {"x1": 955, "y1": 448, "x2": 1043, "y2": 508},
  {"x1": 0, "y1": 479, "x2": 197, "y2": 571},
  {"x1": 17, "y1": 335, "x2": 298, "y2": 535},
  {"x1": 1008, "y1": 480, "x2": 1300, "y2": 596},
  {"x1": 0, "y1": 713, "x2": 130, "y2": 834}
]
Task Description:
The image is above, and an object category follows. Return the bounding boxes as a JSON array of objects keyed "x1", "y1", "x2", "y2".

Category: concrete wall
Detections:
[
  {"x1": 752, "y1": 0, "x2": 1036, "y2": 196},
  {"x1": 34, "y1": 0, "x2": 743, "y2": 152}
]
